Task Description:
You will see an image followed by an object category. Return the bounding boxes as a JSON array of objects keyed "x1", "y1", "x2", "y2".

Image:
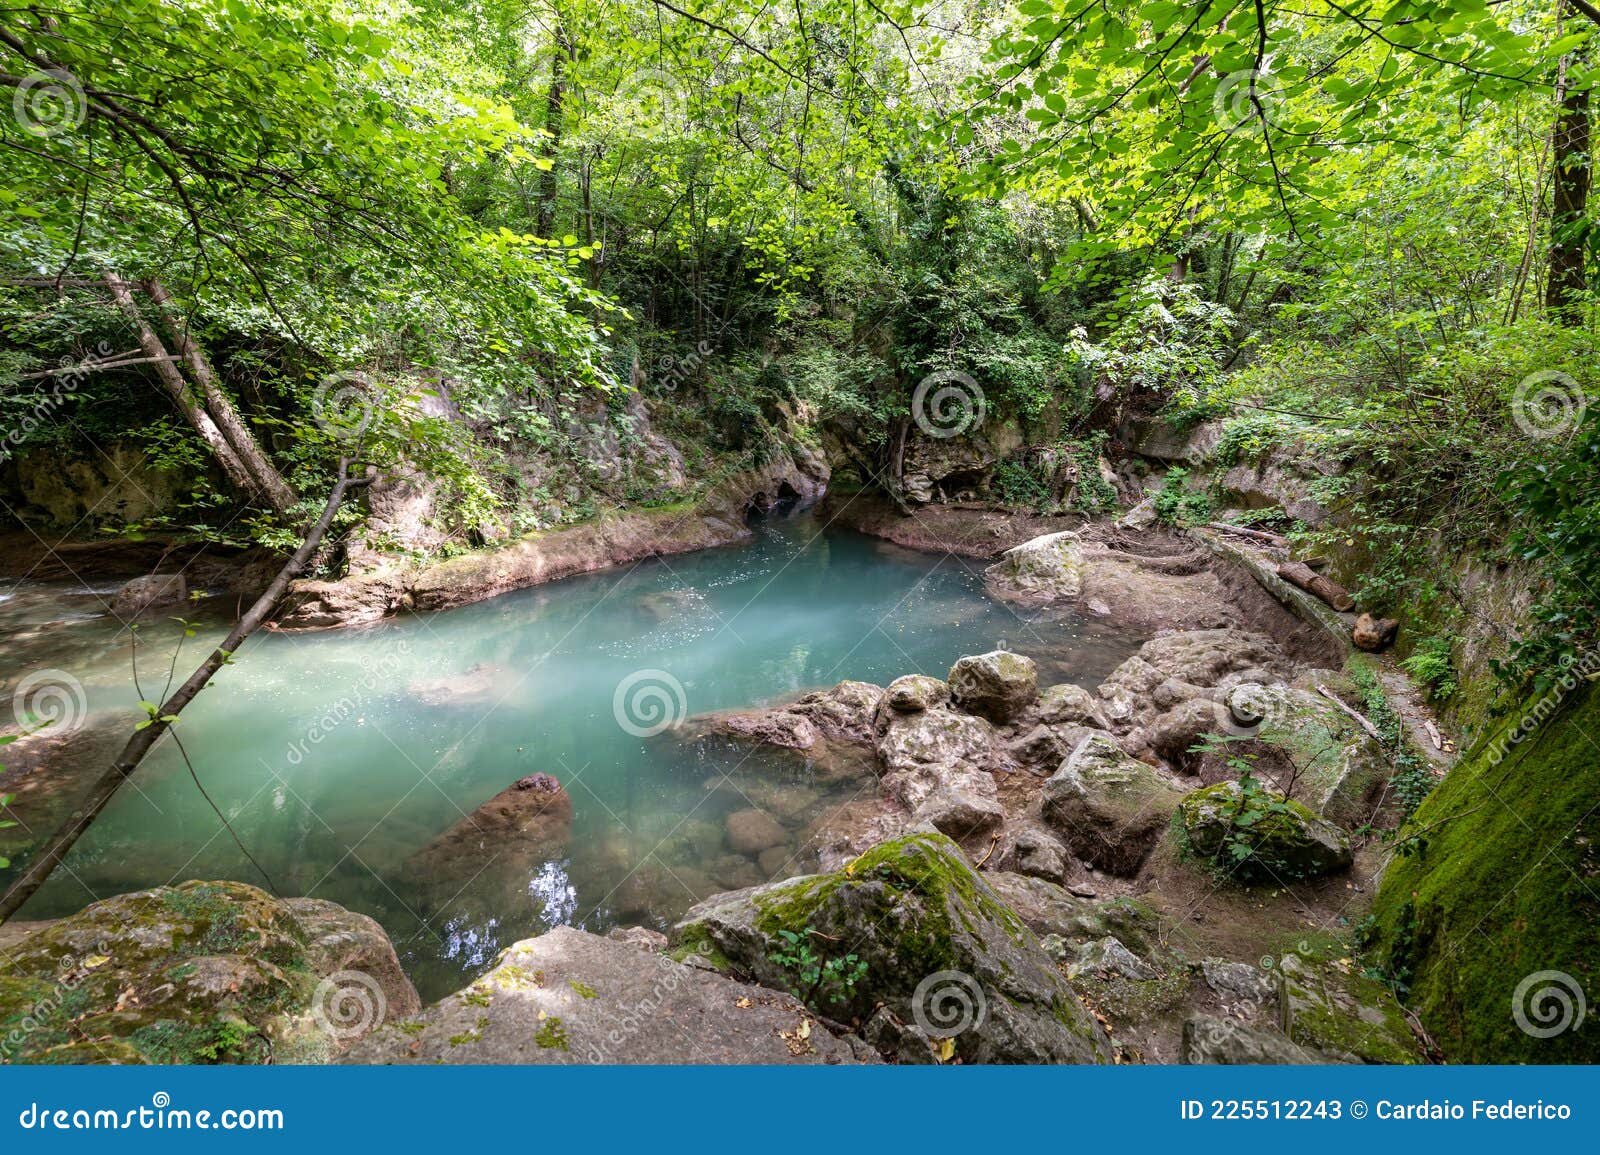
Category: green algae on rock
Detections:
[
  {"x1": 0, "y1": 881, "x2": 418, "y2": 1065},
  {"x1": 671, "y1": 831, "x2": 1113, "y2": 1064}
]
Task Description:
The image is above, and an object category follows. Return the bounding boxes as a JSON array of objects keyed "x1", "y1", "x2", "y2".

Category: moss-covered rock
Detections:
[
  {"x1": 1176, "y1": 780, "x2": 1352, "y2": 882},
  {"x1": 1368, "y1": 680, "x2": 1600, "y2": 1062},
  {"x1": 0, "y1": 881, "x2": 418, "y2": 1065},
  {"x1": 1276, "y1": 953, "x2": 1420, "y2": 1064},
  {"x1": 671, "y1": 832, "x2": 1112, "y2": 1064}
]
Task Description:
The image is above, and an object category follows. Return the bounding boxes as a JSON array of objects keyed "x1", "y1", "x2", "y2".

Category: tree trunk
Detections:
[
  {"x1": 102, "y1": 274, "x2": 260, "y2": 499},
  {"x1": 1547, "y1": 37, "x2": 1593, "y2": 320},
  {"x1": 0, "y1": 463, "x2": 372, "y2": 924},
  {"x1": 536, "y1": 20, "x2": 569, "y2": 239},
  {"x1": 141, "y1": 278, "x2": 297, "y2": 512}
]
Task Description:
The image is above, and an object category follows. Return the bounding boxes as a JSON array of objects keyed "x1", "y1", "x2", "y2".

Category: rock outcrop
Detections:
[
  {"x1": 671, "y1": 832, "x2": 1113, "y2": 1065},
  {"x1": 0, "y1": 881, "x2": 418, "y2": 1064}
]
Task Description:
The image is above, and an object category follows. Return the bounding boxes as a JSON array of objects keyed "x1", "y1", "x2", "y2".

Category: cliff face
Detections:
[{"x1": 1368, "y1": 678, "x2": 1600, "y2": 1062}]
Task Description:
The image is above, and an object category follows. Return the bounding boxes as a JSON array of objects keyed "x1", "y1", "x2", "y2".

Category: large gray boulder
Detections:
[
  {"x1": 343, "y1": 926, "x2": 871, "y2": 1065},
  {"x1": 984, "y1": 531, "x2": 1086, "y2": 602},
  {"x1": 1176, "y1": 780, "x2": 1353, "y2": 882},
  {"x1": 948, "y1": 650, "x2": 1038, "y2": 722},
  {"x1": 671, "y1": 832, "x2": 1112, "y2": 1065},
  {"x1": 1041, "y1": 735, "x2": 1186, "y2": 875},
  {"x1": 873, "y1": 702, "x2": 1003, "y2": 839},
  {"x1": 109, "y1": 573, "x2": 187, "y2": 618}
]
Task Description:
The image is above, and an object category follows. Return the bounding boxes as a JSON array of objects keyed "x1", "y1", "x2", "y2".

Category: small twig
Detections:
[
  {"x1": 1315, "y1": 683, "x2": 1384, "y2": 741},
  {"x1": 975, "y1": 832, "x2": 1001, "y2": 868}
]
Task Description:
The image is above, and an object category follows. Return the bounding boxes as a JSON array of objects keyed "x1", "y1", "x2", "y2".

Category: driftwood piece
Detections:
[
  {"x1": 1424, "y1": 719, "x2": 1444, "y2": 751},
  {"x1": 1205, "y1": 522, "x2": 1288, "y2": 547},
  {"x1": 1315, "y1": 684, "x2": 1385, "y2": 742},
  {"x1": 1277, "y1": 560, "x2": 1356, "y2": 611}
]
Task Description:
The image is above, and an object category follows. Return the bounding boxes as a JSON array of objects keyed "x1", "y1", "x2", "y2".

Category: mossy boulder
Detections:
[
  {"x1": 948, "y1": 651, "x2": 1039, "y2": 722},
  {"x1": 1176, "y1": 780, "x2": 1352, "y2": 882},
  {"x1": 1275, "y1": 953, "x2": 1420, "y2": 1064},
  {"x1": 1368, "y1": 680, "x2": 1600, "y2": 1062},
  {"x1": 670, "y1": 832, "x2": 1112, "y2": 1064},
  {"x1": 0, "y1": 881, "x2": 418, "y2": 1065},
  {"x1": 1041, "y1": 735, "x2": 1186, "y2": 875}
]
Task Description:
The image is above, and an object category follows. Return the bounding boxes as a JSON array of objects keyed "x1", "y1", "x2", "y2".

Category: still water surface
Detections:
[{"x1": 3, "y1": 516, "x2": 1142, "y2": 998}]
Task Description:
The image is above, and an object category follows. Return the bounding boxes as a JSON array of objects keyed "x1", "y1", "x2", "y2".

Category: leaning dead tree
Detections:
[
  {"x1": 0, "y1": 460, "x2": 371, "y2": 923},
  {"x1": 101, "y1": 275, "x2": 297, "y2": 512}
]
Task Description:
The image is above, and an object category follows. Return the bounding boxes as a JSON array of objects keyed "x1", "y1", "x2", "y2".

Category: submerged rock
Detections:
[
  {"x1": 1176, "y1": 780, "x2": 1352, "y2": 882},
  {"x1": 343, "y1": 926, "x2": 871, "y2": 1065},
  {"x1": 0, "y1": 881, "x2": 418, "y2": 1064},
  {"x1": 1040, "y1": 735, "x2": 1186, "y2": 876},
  {"x1": 109, "y1": 573, "x2": 187, "y2": 618},
  {"x1": 724, "y1": 808, "x2": 787, "y2": 855},
  {"x1": 671, "y1": 832, "x2": 1112, "y2": 1065},
  {"x1": 948, "y1": 650, "x2": 1038, "y2": 722},
  {"x1": 407, "y1": 774, "x2": 573, "y2": 886}
]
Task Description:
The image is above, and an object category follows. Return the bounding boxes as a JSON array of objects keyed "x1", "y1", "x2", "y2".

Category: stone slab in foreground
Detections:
[{"x1": 342, "y1": 926, "x2": 873, "y2": 1065}]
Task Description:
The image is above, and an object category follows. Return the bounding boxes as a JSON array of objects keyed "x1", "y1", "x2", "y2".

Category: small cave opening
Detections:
[{"x1": 745, "y1": 480, "x2": 804, "y2": 522}]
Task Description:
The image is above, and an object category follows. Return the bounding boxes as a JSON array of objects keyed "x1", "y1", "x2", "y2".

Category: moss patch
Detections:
[{"x1": 1369, "y1": 680, "x2": 1600, "y2": 1061}]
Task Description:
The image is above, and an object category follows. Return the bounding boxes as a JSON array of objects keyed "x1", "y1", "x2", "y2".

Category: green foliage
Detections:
[
  {"x1": 1400, "y1": 636, "x2": 1459, "y2": 702},
  {"x1": 1152, "y1": 467, "x2": 1212, "y2": 527},
  {"x1": 767, "y1": 926, "x2": 868, "y2": 1008}
]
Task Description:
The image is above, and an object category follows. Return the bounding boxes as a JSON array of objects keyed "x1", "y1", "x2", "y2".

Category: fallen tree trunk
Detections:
[
  {"x1": 0, "y1": 461, "x2": 372, "y2": 924},
  {"x1": 142, "y1": 278, "x2": 297, "y2": 513},
  {"x1": 103, "y1": 273, "x2": 260, "y2": 498},
  {"x1": 1205, "y1": 521, "x2": 1287, "y2": 547},
  {"x1": 1277, "y1": 560, "x2": 1355, "y2": 611}
]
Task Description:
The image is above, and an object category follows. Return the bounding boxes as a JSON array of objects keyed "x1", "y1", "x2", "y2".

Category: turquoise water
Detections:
[{"x1": 3, "y1": 516, "x2": 1141, "y2": 999}]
